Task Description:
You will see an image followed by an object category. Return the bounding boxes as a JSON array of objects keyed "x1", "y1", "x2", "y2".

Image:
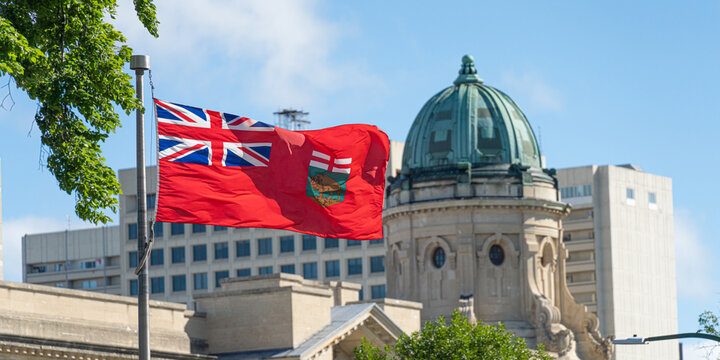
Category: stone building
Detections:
[
  {"x1": 384, "y1": 55, "x2": 613, "y2": 359},
  {"x1": 0, "y1": 273, "x2": 421, "y2": 360}
]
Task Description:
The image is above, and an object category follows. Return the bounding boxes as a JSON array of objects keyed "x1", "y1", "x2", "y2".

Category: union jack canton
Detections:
[{"x1": 156, "y1": 99, "x2": 274, "y2": 167}]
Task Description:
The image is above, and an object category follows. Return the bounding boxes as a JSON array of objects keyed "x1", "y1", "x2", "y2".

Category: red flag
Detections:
[{"x1": 154, "y1": 99, "x2": 388, "y2": 240}]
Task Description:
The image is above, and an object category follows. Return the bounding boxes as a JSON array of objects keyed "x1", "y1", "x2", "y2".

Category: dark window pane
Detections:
[
  {"x1": 129, "y1": 251, "x2": 138, "y2": 268},
  {"x1": 151, "y1": 277, "x2": 164, "y2": 294},
  {"x1": 214, "y1": 242, "x2": 229, "y2": 259},
  {"x1": 236, "y1": 240, "x2": 250, "y2": 257},
  {"x1": 347, "y1": 239, "x2": 361, "y2": 247},
  {"x1": 192, "y1": 224, "x2": 206, "y2": 233},
  {"x1": 171, "y1": 223, "x2": 185, "y2": 235},
  {"x1": 172, "y1": 275, "x2": 186, "y2": 292},
  {"x1": 153, "y1": 221, "x2": 164, "y2": 237},
  {"x1": 371, "y1": 285, "x2": 386, "y2": 299},
  {"x1": 171, "y1": 247, "x2": 185, "y2": 264},
  {"x1": 193, "y1": 273, "x2": 208, "y2": 290},
  {"x1": 215, "y1": 271, "x2": 229, "y2": 288},
  {"x1": 258, "y1": 238, "x2": 272, "y2": 255},
  {"x1": 348, "y1": 258, "x2": 362, "y2": 275},
  {"x1": 150, "y1": 249, "x2": 164, "y2": 266},
  {"x1": 302, "y1": 235, "x2": 317, "y2": 251},
  {"x1": 370, "y1": 256, "x2": 385, "y2": 273},
  {"x1": 369, "y1": 238, "x2": 384, "y2": 245},
  {"x1": 325, "y1": 260, "x2": 340, "y2": 277},
  {"x1": 237, "y1": 268, "x2": 251, "y2": 277},
  {"x1": 303, "y1": 262, "x2": 317, "y2": 279},
  {"x1": 258, "y1": 266, "x2": 273, "y2": 275},
  {"x1": 325, "y1": 238, "x2": 339, "y2": 249},
  {"x1": 280, "y1": 236, "x2": 294, "y2": 253},
  {"x1": 147, "y1": 194, "x2": 156, "y2": 209},
  {"x1": 130, "y1": 279, "x2": 138, "y2": 295},
  {"x1": 193, "y1": 245, "x2": 207, "y2": 262},
  {"x1": 280, "y1": 264, "x2": 295, "y2": 274},
  {"x1": 128, "y1": 223, "x2": 138, "y2": 240},
  {"x1": 214, "y1": 225, "x2": 227, "y2": 231}
]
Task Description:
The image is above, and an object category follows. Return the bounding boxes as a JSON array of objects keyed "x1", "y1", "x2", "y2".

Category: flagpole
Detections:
[{"x1": 130, "y1": 54, "x2": 150, "y2": 360}]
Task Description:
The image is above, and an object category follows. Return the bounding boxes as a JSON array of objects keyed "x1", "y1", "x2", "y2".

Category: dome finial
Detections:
[{"x1": 454, "y1": 54, "x2": 483, "y2": 85}]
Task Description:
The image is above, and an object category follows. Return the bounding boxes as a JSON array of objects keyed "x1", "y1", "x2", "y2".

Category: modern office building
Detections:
[
  {"x1": 23, "y1": 226, "x2": 121, "y2": 294},
  {"x1": 557, "y1": 164, "x2": 677, "y2": 360}
]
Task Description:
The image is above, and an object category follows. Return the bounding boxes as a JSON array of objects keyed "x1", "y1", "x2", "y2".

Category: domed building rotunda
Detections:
[{"x1": 384, "y1": 55, "x2": 614, "y2": 360}]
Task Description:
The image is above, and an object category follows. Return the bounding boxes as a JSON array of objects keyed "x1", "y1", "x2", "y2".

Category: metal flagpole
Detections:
[{"x1": 130, "y1": 54, "x2": 150, "y2": 360}]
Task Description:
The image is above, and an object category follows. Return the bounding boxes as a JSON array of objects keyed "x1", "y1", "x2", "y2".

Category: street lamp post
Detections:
[{"x1": 613, "y1": 332, "x2": 720, "y2": 345}]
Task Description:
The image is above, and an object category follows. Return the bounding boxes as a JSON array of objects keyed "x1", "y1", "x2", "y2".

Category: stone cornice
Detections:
[
  {"x1": 383, "y1": 198, "x2": 571, "y2": 221},
  {"x1": 0, "y1": 334, "x2": 214, "y2": 360}
]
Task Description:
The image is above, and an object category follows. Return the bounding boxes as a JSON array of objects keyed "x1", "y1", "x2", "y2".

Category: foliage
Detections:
[
  {"x1": 354, "y1": 311, "x2": 551, "y2": 360},
  {"x1": 699, "y1": 310, "x2": 719, "y2": 336},
  {"x1": 0, "y1": 0, "x2": 158, "y2": 223}
]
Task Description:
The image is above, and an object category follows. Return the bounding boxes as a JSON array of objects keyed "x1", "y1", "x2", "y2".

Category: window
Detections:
[
  {"x1": 325, "y1": 260, "x2": 340, "y2": 277},
  {"x1": 370, "y1": 256, "x2": 385, "y2": 273},
  {"x1": 193, "y1": 244, "x2": 207, "y2": 262},
  {"x1": 192, "y1": 224, "x2": 206, "y2": 233},
  {"x1": 626, "y1": 187, "x2": 635, "y2": 199},
  {"x1": 369, "y1": 238, "x2": 384, "y2": 245},
  {"x1": 371, "y1": 285, "x2": 386, "y2": 299},
  {"x1": 560, "y1": 185, "x2": 592, "y2": 199},
  {"x1": 31, "y1": 265, "x2": 47, "y2": 273},
  {"x1": 348, "y1": 258, "x2": 362, "y2": 275},
  {"x1": 258, "y1": 238, "x2": 272, "y2": 255},
  {"x1": 258, "y1": 266, "x2": 273, "y2": 275},
  {"x1": 147, "y1": 194, "x2": 156, "y2": 209},
  {"x1": 172, "y1": 275, "x2": 186, "y2": 292},
  {"x1": 237, "y1": 268, "x2": 251, "y2": 277},
  {"x1": 214, "y1": 225, "x2": 227, "y2": 232},
  {"x1": 303, "y1": 262, "x2": 317, "y2": 279},
  {"x1": 215, "y1": 271, "x2": 230, "y2": 288},
  {"x1": 129, "y1": 251, "x2": 138, "y2": 268},
  {"x1": 128, "y1": 223, "x2": 138, "y2": 240},
  {"x1": 171, "y1": 223, "x2": 185, "y2": 235},
  {"x1": 302, "y1": 235, "x2": 317, "y2": 251},
  {"x1": 214, "y1": 242, "x2": 229, "y2": 259},
  {"x1": 171, "y1": 247, "x2": 185, "y2": 264},
  {"x1": 193, "y1": 273, "x2": 208, "y2": 290},
  {"x1": 236, "y1": 240, "x2": 250, "y2": 257},
  {"x1": 347, "y1": 239, "x2": 362, "y2": 247},
  {"x1": 489, "y1": 245, "x2": 505, "y2": 266},
  {"x1": 649, "y1": 192, "x2": 657, "y2": 204},
  {"x1": 130, "y1": 279, "x2": 138, "y2": 295},
  {"x1": 280, "y1": 236, "x2": 295, "y2": 253},
  {"x1": 358, "y1": 287, "x2": 364, "y2": 301},
  {"x1": 81, "y1": 280, "x2": 98, "y2": 289},
  {"x1": 153, "y1": 222, "x2": 164, "y2": 237},
  {"x1": 281, "y1": 264, "x2": 295, "y2": 274},
  {"x1": 324, "y1": 238, "x2": 339, "y2": 249},
  {"x1": 150, "y1": 249, "x2": 164, "y2": 266},
  {"x1": 151, "y1": 277, "x2": 165, "y2": 294},
  {"x1": 81, "y1": 260, "x2": 97, "y2": 269},
  {"x1": 433, "y1": 248, "x2": 446, "y2": 268}
]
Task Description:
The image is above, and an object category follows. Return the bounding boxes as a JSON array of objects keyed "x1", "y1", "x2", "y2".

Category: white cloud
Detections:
[
  {"x1": 499, "y1": 72, "x2": 563, "y2": 112},
  {"x1": 111, "y1": 0, "x2": 382, "y2": 109},
  {"x1": 682, "y1": 340, "x2": 720, "y2": 360},
  {"x1": 2, "y1": 216, "x2": 70, "y2": 282},
  {"x1": 674, "y1": 209, "x2": 717, "y2": 300}
]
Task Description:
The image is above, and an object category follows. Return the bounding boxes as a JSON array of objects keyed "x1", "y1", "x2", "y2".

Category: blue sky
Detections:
[{"x1": 1, "y1": 1, "x2": 718, "y2": 357}]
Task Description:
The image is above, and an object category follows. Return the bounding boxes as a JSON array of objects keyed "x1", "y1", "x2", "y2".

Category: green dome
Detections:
[{"x1": 402, "y1": 55, "x2": 542, "y2": 175}]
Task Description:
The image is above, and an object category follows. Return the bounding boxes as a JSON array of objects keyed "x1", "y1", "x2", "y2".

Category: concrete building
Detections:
[
  {"x1": 0, "y1": 273, "x2": 421, "y2": 360},
  {"x1": 557, "y1": 164, "x2": 677, "y2": 360},
  {"x1": 23, "y1": 226, "x2": 121, "y2": 294}
]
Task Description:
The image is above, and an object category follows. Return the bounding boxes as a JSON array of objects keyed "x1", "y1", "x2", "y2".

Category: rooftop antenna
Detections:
[{"x1": 274, "y1": 109, "x2": 310, "y2": 130}]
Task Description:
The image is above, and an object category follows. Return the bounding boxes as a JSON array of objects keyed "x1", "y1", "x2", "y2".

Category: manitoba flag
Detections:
[{"x1": 154, "y1": 99, "x2": 389, "y2": 240}]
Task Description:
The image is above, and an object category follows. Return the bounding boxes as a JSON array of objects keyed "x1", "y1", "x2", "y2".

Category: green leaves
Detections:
[
  {"x1": 0, "y1": 0, "x2": 157, "y2": 223},
  {"x1": 699, "y1": 311, "x2": 719, "y2": 336},
  {"x1": 354, "y1": 311, "x2": 551, "y2": 360}
]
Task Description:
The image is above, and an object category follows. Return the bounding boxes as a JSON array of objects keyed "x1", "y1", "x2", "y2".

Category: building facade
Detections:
[
  {"x1": 557, "y1": 164, "x2": 677, "y2": 360},
  {"x1": 23, "y1": 226, "x2": 121, "y2": 294}
]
